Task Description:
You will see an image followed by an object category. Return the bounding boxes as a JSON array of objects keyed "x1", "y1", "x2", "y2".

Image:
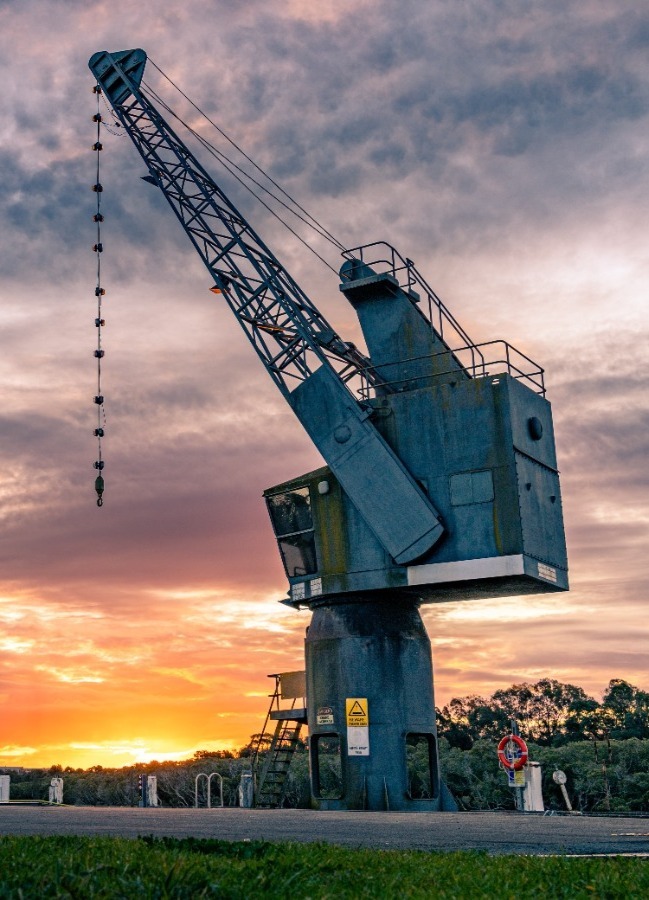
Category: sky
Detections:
[{"x1": 0, "y1": 0, "x2": 647, "y2": 769}]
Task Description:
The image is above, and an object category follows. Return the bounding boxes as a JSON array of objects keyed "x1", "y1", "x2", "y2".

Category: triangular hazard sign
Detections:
[{"x1": 349, "y1": 700, "x2": 366, "y2": 717}]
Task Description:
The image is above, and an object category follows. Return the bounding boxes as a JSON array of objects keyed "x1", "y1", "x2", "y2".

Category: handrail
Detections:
[
  {"x1": 341, "y1": 243, "x2": 546, "y2": 396},
  {"x1": 250, "y1": 675, "x2": 280, "y2": 789},
  {"x1": 356, "y1": 338, "x2": 545, "y2": 397},
  {"x1": 342, "y1": 241, "x2": 485, "y2": 374}
]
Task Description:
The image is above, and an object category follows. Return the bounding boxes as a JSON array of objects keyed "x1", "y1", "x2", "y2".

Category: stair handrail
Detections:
[
  {"x1": 251, "y1": 674, "x2": 281, "y2": 791},
  {"x1": 255, "y1": 718, "x2": 304, "y2": 808}
]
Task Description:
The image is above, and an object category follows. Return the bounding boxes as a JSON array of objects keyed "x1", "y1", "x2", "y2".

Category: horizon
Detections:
[{"x1": 3, "y1": 673, "x2": 644, "y2": 771}]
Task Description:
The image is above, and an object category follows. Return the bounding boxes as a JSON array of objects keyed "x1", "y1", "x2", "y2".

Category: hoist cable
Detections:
[
  {"x1": 185, "y1": 118, "x2": 342, "y2": 253},
  {"x1": 147, "y1": 58, "x2": 346, "y2": 252},
  {"x1": 92, "y1": 86, "x2": 106, "y2": 507},
  {"x1": 141, "y1": 82, "x2": 340, "y2": 276},
  {"x1": 142, "y1": 81, "x2": 342, "y2": 267},
  {"x1": 99, "y1": 92, "x2": 126, "y2": 135}
]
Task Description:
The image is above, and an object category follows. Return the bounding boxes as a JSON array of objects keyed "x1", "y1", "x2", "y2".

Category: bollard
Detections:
[
  {"x1": 523, "y1": 762, "x2": 544, "y2": 811},
  {"x1": 238, "y1": 772, "x2": 254, "y2": 808},
  {"x1": 48, "y1": 777, "x2": 64, "y2": 804}
]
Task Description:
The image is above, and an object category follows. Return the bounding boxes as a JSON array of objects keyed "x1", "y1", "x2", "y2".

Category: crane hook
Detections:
[{"x1": 95, "y1": 474, "x2": 105, "y2": 507}]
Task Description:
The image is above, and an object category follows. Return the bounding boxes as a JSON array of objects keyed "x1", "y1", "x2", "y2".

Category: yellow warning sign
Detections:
[
  {"x1": 346, "y1": 698, "x2": 369, "y2": 727},
  {"x1": 513, "y1": 768, "x2": 526, "y2": 787}
]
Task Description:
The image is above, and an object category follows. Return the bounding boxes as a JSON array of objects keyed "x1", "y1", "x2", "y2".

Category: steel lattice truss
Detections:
[{"x1": 104, "y1": 78, "x2": 378, "y2": 402}]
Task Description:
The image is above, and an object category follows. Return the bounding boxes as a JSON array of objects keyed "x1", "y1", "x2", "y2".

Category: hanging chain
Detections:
[
  {"x1": 92, "y1": 85, "x2": 106, "y2": 507},
  {"x1": 100, "y1": 91, "x2": 125, "y2": 135}
]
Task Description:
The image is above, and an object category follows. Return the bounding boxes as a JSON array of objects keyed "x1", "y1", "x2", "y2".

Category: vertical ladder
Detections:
[{"x1": 252, "y1": 672, "x2": 307, "y2": 809}]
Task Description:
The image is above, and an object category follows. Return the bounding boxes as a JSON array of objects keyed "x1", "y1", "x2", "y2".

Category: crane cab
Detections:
[
  {"x1": 265, "y1": 370, "x2": 567, "y2": 608},
  {"x1": 265, "y1": 247, "x2": 567, "y2": 609}
]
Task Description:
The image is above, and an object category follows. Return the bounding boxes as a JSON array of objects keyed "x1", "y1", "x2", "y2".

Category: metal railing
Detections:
[
  {"x1": 342, "y1": 241, "x2": 485, "y2": 373},
  {"x1": 357, "y1": 339, "x2": 545, "y2": 397},
  {"x1": 250, "y1": 675, "x2": 281, "y2": 783},
  {"x1": 250, "y1": 673, "x2": 306, "y2": 782},
  {"x1": 194, "y1": 772, "x2": 223, "y2": 808},
  {"x1": 341, "y1": 242, "x2": 545, "y2": 397}
]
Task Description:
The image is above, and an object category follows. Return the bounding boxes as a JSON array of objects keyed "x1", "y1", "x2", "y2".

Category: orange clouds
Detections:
[{"x1": 0, "y1": 580, "x2": 310, "y2": 768}]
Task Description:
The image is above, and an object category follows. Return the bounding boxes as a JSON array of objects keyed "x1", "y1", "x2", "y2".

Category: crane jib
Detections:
[{"x1": 88, "y1": 48, "x2": 446, "y2": 564}]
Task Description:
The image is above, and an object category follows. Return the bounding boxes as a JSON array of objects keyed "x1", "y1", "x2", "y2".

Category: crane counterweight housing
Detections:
[
  {"x1": 90, "y1": 48, "x2": 569, "y2": 813},
  {"x1": 267, "y1": 256, "x2": 567, "y2": 607},
  {"x1": 267, "y1": 363, "x2": 567, "y2": 607},
  {"x1": 89, "y1": 48, "x2": 567, "y2": 606}
]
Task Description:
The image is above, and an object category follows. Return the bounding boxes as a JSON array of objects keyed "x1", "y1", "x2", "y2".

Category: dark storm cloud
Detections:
[
  {"x1": 556, "y1": 382, "x2": 649, "y2": 481},
  {"x1": 0, "y1": 150, "x2": 82, "y2": 279},
  {"x1": 225, "y1": 1, "x2": 649, "y2": 194},
  {"x1": 0, "y1": 144, "x2": 184, "y2": 285},
  {"x1": 3, "y1": 0, "x2": 647, "y2": 286},
  {"x1": 0, "y1": 0, "x2": 645, "y2": 514},
  {"x1": 0, "y1": 412, "x2": 72, "y2": 460}
]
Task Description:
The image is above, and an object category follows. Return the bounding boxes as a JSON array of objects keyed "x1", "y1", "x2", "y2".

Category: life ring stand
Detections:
[{"x1": 497, "y1": 734, "x2": 528, "y2": 770}]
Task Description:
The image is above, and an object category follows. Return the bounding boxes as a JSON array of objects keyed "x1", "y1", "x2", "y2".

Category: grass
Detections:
[{"x1": 0, "y1": 835, "x2": 647, "y2": 898}]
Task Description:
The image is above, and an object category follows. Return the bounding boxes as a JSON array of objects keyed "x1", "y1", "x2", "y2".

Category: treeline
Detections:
[
  {"x1": 3, "y1": 678, "x2": 647, "y2": 813},
  {"x1": 437, "y1": 678, "x2": 649, "y2": 749},
  {"x1": 6, "y1": 737, "x2": 649, "y2": 813},
  {"x1": 5, "y1": 751, "x2": 251, "y2": 809},
  {"x1": 442, "y1": 739, "x2": 649, "y2": 813}
]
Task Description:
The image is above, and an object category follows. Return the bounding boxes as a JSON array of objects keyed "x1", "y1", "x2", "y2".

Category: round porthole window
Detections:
[{"x1": 528, "y1": 416, "x2": 543, "y2": 441}]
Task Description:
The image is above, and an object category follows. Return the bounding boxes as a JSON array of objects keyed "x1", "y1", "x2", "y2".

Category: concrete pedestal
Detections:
[{"x1": 305, "y1": 596, "x2": 456, "y2": 811}]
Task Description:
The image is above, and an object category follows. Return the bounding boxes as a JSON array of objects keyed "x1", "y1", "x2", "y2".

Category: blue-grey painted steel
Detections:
[
  {"x1": 264, "y1": 261, "x2": 568, "y2": 605},
  {"x1": 266, "y1": 369, "x2": 568, "y2": 605},
  {"x1": 90, "y1": 49, "x2": 568, "y2": 815},
  {"x1": 88, "y1": 49, "x2": 445, "y2": 566},
  {"x1": 339, "y1": 260, "x2": 468, "y2": 391},
  {"x1": 305, "y1": 598, "x2": 456, "y2": 811},
  {"x1": 290, "y1": 366, "x2": 443, "y2": 564},
  {"x1": 88, "y1": 49, "x2": 146, "y2": 103}
]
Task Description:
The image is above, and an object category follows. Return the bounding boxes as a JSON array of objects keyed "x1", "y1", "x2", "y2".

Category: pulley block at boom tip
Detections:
[{"x1": 88, "y1": 49, "x2": 147, "y2": 104}]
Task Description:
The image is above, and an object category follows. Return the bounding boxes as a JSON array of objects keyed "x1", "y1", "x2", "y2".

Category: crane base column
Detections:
[{"x1": 305, "y1": 595, "x2": 456, "y2": 811}]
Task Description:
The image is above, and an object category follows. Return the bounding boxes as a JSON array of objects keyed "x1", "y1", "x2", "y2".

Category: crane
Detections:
[
  {"x1": 90, "y1": 49, "x2": 568, "y2": 812},
  {"x1": 88, "y1": 48, "x2": 444, "y2": 567}
]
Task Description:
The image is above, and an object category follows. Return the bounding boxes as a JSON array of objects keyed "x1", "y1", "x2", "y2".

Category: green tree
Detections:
[
  {"x1": 601, "y1": 679, "x2": 649, "y2": 739},
  {"x1": 439, "y1": 679, "x2": 603, "y2": 747},
  {"x1": 437, "y1": 695, "x2": 509, "y2": 748}
]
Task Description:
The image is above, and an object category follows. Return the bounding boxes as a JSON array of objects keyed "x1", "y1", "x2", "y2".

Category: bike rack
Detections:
[{"x1": 194, "y1": 772, "x2": 223, "y2": 808}]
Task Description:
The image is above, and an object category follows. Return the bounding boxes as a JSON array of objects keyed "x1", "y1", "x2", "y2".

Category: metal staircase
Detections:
[{"x1": 253, "y1": 671, "x2": 307, "y2": 809}]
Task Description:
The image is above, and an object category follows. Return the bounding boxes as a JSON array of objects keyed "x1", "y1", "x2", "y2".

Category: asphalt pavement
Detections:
[{"x1": 1, "y1": 806, "x2": 649, "y2": 855}]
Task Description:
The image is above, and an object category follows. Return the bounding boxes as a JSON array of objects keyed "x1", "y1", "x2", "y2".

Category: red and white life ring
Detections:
[{"x1": 497, "y1": 734, "x2": 528, "y2": 770}]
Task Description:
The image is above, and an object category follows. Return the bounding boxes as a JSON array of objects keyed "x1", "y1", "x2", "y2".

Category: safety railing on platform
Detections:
[
  {"x1": 342, "y1": 242, "x2": 545, "y2": 397},
  {"x1": 342, "y1": 241, "x2": 485, "y2": 372},
  {"x1": 357, "y1": 339, "x2": 545, "y2": 397}
]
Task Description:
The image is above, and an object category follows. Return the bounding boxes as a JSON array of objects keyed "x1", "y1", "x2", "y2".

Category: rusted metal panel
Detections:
[{"x1": 279, "y1": 670, "x2": 306, "y2": 700}]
